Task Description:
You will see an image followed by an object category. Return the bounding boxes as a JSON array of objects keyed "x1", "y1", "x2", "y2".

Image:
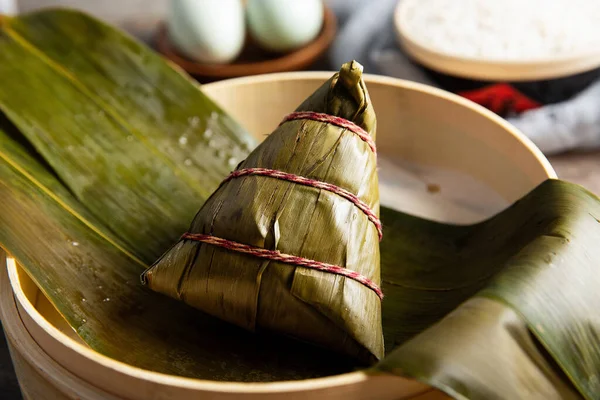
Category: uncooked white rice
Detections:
[{"x1": 402, "y1": 0, "x2": 600, "y2": 60}]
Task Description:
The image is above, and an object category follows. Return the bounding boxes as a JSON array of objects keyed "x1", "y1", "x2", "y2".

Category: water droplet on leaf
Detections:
[{"x1": 188, "y1": 116, "x2": 200, "y2": 127}]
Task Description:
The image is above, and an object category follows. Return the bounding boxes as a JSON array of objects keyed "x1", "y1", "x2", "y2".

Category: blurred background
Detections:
[
  {"x1": 2, "y1": 0, "x2": 599, "y2": 168},
  {"x1": 1, "y1": 1, "x2": 600, "y2": 398}
]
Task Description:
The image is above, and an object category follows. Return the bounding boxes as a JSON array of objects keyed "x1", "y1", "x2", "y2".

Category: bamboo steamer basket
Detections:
[{"x1": 0, "y1": 72, "x2": 556, "y2": 400}]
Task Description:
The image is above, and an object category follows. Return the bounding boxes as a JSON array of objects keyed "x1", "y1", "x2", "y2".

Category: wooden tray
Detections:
[{"x1": 156, "y1": 7, "x2": 337, "y2": 81}]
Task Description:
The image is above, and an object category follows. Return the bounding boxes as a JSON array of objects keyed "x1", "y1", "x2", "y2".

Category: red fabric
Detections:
[{"x1": 458, "y1": 83, "x2": 542, "y2": 114}]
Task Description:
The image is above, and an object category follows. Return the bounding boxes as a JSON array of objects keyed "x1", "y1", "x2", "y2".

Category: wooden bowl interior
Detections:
[
  {"x1": 205, "y1": 73, "x2": 555, "y2": 222},
  {"x1": 1, "y1": 74, "x2": 555, "y2": 399}
]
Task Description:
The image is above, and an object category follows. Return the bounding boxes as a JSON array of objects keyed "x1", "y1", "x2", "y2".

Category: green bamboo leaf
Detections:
[
  {"x1": 378, "y1": 297, "x2": 582, "y2": 399},
  {"x1": 0, "y1": 10, "x2": 256, "y2": 262},
  {"x1": 378, "y1": 181, "x2": 600, "y2": 399},
  {"x1": 0, "y1": 115, "x2": 141, "y2": 265}
]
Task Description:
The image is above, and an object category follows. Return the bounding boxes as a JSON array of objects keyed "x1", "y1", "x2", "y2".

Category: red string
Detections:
[
  {"x1": 223, "y1": 168, "x2": 382, "y2": 241},
  {"x1": 279, "y1": 111, "x2": 377, "y2": 155},
  {"x1": 181, "y1": 233, "x2": 383, "y2": 300},
  {"x1": 185, "y1": 112, "x2": 384, "y2": 299}
]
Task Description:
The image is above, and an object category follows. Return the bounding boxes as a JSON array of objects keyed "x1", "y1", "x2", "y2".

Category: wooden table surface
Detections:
[{"x1": 549, "y1": 152, "x2": 600, "y2": 194}]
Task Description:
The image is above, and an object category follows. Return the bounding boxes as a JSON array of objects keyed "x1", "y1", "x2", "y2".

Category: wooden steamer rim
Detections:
[
  {"x1": 3, "y1": 260, "x2": 431, "y2": 399},
  {"x1": 394, "y1": 0, "x2": 600, "y2": 82},
  {"x1": 1, "y1": 73, "x2": 557, "y2": 399},
  {"x1": 205, "y1": 71, "x2": 556, "y2": 185}
]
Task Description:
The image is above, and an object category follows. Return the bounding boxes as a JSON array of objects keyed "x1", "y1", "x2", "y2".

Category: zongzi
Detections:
[{"x1": 142, "y1": 61, "x2": 384, "y2": 363}]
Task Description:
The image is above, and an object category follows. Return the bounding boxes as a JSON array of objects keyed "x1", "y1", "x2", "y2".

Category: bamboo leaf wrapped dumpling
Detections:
[{"x1": 142, "y1": 61, "x2": 384, "y2": 363}]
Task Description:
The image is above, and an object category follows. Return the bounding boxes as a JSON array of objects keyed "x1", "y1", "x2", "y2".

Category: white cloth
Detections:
[
  {"x1": 0, "y1": 0, "x2": 17, "y2": 14},
  {"x1": 327, "y1": 0, "x2": 600, "y2": 155}
]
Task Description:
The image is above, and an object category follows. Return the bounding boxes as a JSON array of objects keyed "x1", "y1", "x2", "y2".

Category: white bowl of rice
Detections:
[{"x1": 395, "y1": 0, "x2": 600, "y2": 82}]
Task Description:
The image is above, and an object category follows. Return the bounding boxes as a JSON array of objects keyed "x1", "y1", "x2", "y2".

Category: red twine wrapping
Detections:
[
  {"x1": 184, "y1": 112, "x2": 384, "y2": 300},
  {"x1": 279, "y1": 111, "x2": 377, "y2": 155},
  {"x1": 223, "y1": 168, "x2": 382, "y2": 240},
  {"x1": 181, "y1": 233, "x2": 383, "y2": 300}
]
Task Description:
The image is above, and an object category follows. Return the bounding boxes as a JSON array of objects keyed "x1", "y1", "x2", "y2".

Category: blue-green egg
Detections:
[
  {"x1": 167, "y1": 0, "x2": 246, "y2": 64},
  {"x1": 246, "y1": 0, "x2": 324, "y2": 52}
]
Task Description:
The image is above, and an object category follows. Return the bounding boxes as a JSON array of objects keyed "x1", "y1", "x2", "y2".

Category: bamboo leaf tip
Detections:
[
  {"x1": 140, "y1": 269, "x2": 150, "y2": 285},
  {"x1": 339, "y1": 60, "x2": 364, "y2": 89}
]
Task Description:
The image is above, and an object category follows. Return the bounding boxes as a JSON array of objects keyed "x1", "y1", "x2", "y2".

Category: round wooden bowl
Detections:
[
  {"x1": 156, "y1": 7, "x2": 337, "y2": 81},
  {"x1": 394, "y1": 0, "x2": 600, "y2": 81},
  {"x1": 0, "y1": 73, "x2": 555, "y2": 400}
]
